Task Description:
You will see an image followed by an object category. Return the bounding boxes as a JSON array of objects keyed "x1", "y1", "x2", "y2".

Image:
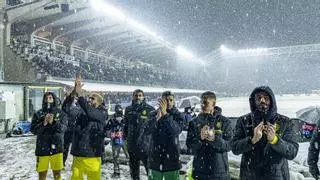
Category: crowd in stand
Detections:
[
  {"x1": 10, "y1": 38, "x2": 209, "y2": 90},
  {"x1": 9, "y1": 38, "x2": 320, "y2": 96}
]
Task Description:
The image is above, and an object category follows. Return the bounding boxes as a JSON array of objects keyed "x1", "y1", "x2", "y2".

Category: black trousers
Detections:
[
  {"x1": 112, "y1": 146, "x2": 121, "y2": 174},
  {"x1": 128, "y1": 151, "x2": 149, "y2": 180}
]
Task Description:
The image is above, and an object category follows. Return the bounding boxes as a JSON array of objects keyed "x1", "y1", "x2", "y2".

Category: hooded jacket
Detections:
[
  {"x1": 231, "y1": 86, "x2": 299, "y2": 180},
  {"x1": 186, "y1": 109, "x2": 232, "y2": 180},
  {"x1": 31, "y1": 92, "x2": 68, "y2": 156}
]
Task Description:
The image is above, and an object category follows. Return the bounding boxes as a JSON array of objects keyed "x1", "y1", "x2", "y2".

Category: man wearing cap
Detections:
[
  {"x1": 69, "y1": 75, "x2": 108, "y2": 180},
  {"x1": 143, "y1": 91, "x2": 184, "y2": 180},
  {"x1": 124, "y1": 89, "x2": 155, "y2": 180}
]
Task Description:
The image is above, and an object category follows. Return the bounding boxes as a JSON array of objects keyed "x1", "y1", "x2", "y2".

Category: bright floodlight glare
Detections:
[
  {"x1": 220, "y1": 45, "x2": 234, "y2": 54},
  {"x1": 176, "y1": 46, "x2": 195, "y2": 58},
  {"x1": 90, "y1": 0, "x2": 126, "y2": 21},
  {"x1": 220, "y1": 45, "x2": 228, "y2": 52},
  {"x1": 90, "y1": 0, "x2": 103, "y2": 11},
  {"x1": 128, "y1": 19, "x2": 157, "y2": 37}
]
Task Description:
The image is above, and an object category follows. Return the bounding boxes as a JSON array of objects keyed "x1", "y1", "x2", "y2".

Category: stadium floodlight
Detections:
[
  {"x1": 220, "y1": 45, "x2": 234, "y2": 54},
  {"x1": 176, "y1": 46, "x2": 195, "y2": 59},
  {"x1": 90, "y1": 0, "x2": 103, "y2": 11},
  {"x1": 90, "y1": 0, "x2": 126, "y2": 21},
  {"x1": 127, "y1": 19, "x2": 157, "y2": 37},
  {"x1": 90, "y1": 0, "x2": 195, "y2": 54}
]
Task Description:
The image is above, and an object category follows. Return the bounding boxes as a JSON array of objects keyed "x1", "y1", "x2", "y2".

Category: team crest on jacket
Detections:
[
  {"x1": 54, "y1": 113, "x2": 60, "y2": 121},
  {"x1": 216, "y1": 120, "x2": 222, "y2": 129},
  {"x1": 142, "y1": 110, "x2": 147, "y2": 115}
]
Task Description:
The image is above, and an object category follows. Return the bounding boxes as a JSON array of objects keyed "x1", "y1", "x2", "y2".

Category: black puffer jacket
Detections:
[
  {"x1": 71, "y1": 97, "x2": 108, "y2": 157},
  {"x1": 31, "y1": 92, "x2": 68, "y2": 156},
  {"x1": 231, "y1": 86, "x2": 299, "y2": 180},
  {"x1": 62, "y1": 95, "x2": 84, "y2": 133},
  {"x1": 144, "y1": 107, "x2": 184, "y2": 172},
  {"x1": 307, "y1": 119, "x2": 320, "y2": 178},
  {"x1": 186, "y1": 111, "x2": 232, "y2": 180},
  {"x1": 123, "y1": 100, "x2": 155, "y2": 153}
]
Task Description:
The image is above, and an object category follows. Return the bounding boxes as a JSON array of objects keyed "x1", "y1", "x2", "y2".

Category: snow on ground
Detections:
[
  {"x1": 0, "y1": 136, "x2": 148, "y2": 180},
  {"x1": 0, "y1": 136, "x2": 317, "y2": 180}
]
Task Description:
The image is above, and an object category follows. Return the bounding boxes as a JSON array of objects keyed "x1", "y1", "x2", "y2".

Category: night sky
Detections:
[{"x1": 107, "y1": 0, "x2": 320, "y2": 56}]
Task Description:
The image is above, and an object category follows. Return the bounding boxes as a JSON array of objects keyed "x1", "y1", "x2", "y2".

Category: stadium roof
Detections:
[{"x1": 6, "y1": 0, "x2": 177, "y2": 64}]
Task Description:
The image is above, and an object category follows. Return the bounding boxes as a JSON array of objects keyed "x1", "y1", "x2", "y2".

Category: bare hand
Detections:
[
  {"x1": 43, "y1": 118, "x2": 48, "y2": 126},
  {"x1": 201, "y1": 125, "x2": 209, "y2": 140},
  {"x1": 73, "y1": 74, "x2": 84, "y2": 96},
  {"x1": 159, "y1": 98, "x2": 167, "y2": 116},
  {"x1": 266, "y1": 122, "x2": 276, "y2": 142},
  {"x1": 45, "y1": 114, "x2": 54, "y2": 125},
  {"x1": 156, "y1": 109, "x2": 162, "y2": 121},
  {"x1": 252, "y1": 121, "x2": 264, "y2": 144},
  {"x1": 206, "y1": 128, "x2": 215, "y2": 141}
]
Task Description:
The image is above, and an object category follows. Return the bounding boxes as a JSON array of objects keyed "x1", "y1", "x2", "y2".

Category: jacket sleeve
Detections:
[
  {"x1": 206, "y1": 118, "x2": 233, "y2": 153},
  {"x1": 231, "y1": 117, "x2": 255, "y2": 155},
  {"x1": 157, "y1": 111, "x2": 183, "y2": 137},
  {"x1": 30, "y1": 112, "x2": 49, "y2": 135},
  {"x1": 105, "y1": 118, "x2": 114, "y2": 131},
  {"x1": 61, "y1": 95, "x2": 73, "y2": 114},
  {"x1": 270, "y1": 119, "x2": 299, "y2": 160},
  {"x1": 50, "y1": 111, "x2": 68, "y2": 133},
  {"x1": 123, "y1": 108, "x2": 129, "y2": 139},
  {"x1": 77, "y1": 96, "x2": 107, "y2": 124},
  {"x1": 142, "y1": 110, "x2": 157, "y2": 135},
  {"x1": 186, "y1": 119, "x2": 203, "y2": 154}
]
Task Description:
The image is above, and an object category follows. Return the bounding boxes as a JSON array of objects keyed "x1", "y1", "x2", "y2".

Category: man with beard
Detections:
[
  {"x1": 69, "y1": 75, "x2": 108, "y2": 180},
  {"x1": 31, "y1": 92, "x2": 68, "y2": 180},
  {"x1": 186, "y1": 91, "x2": 232, "y2": 180},
  {"x1": 124, "y1": 89, "x2": 155, "y2": 180},
  {"x1": 231, "y1": 86, "x2": 299, "y2": 180}
]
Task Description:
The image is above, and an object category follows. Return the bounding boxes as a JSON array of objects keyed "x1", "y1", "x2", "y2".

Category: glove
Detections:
[{"x1": 309, "y1": 166, "x2": 320, "y2": 179}]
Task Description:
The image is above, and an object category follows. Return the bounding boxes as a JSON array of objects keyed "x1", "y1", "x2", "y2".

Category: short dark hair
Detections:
[
  {"x1": 162, "y1": 91, "x2": 174, "y2": 98},
  {"x1": 133, "y1": 89, "x2": 144, "y2": 96},
  {"x1": 200, "y1": 91, "x2": 216, "y2": 100}
]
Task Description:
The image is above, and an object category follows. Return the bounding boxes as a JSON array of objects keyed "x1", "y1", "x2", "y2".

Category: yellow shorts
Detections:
[
  {"x1": 71, "y1": 156, "x2": 101, "y2": 180},
  {"x1": 36, "y1": 153, "x2": 63, "y2": 172}
]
